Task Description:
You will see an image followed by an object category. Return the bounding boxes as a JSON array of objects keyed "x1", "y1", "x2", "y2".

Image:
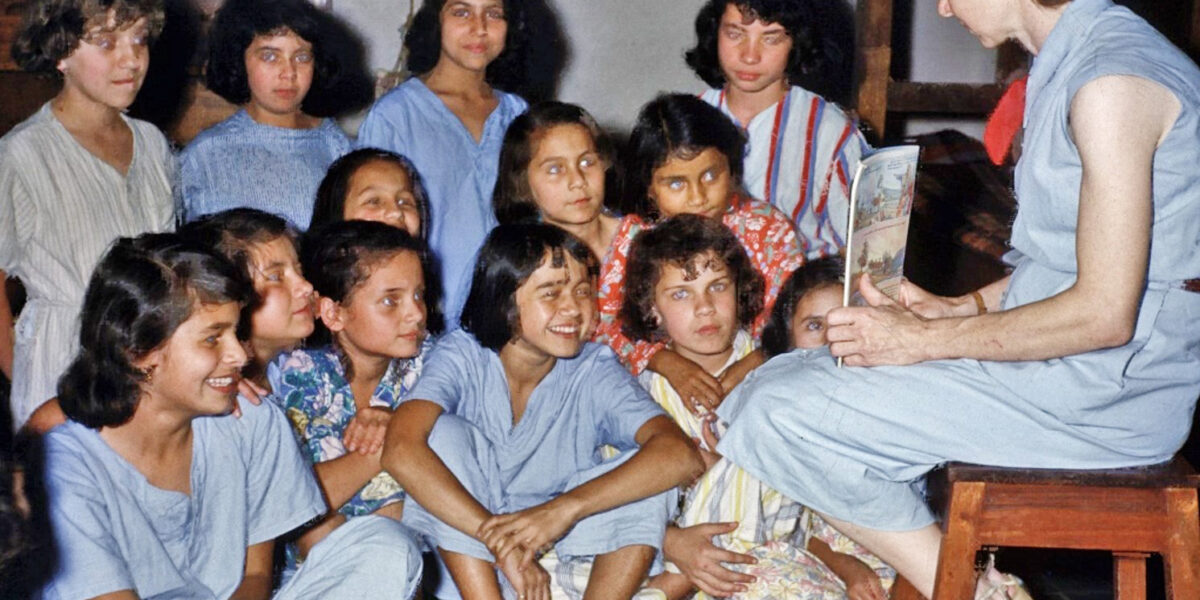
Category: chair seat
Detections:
[{"x1": 930, "y1": 455, "x2": 1200, "y2": 599}]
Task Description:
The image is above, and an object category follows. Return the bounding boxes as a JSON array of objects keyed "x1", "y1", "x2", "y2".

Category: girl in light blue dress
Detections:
[
  {"x1": 382, "y1": 224, "x2": 704, "y2": 600},
  {"x1": 358, "y1": 0, "x2": 533, "y2": 327},
  {"x1": 179, "y1": 0, "x2": 353, "y2": 229},
  {"x1": 714, "y1": 0, "x2": 1200, "y2": 596},
  {"x1": 40, "y1": 233, "x2": 421, "y2": 599}
]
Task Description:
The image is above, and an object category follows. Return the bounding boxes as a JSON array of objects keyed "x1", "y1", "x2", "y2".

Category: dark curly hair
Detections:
[
  {"x1": 178, "y1": 208, "x2": 297, "y2": 346},
  {"x1": 300, "y1": 219, "x2": 441, "y2": 351},
  {"x1": 205, "y1": 0, "x2": 345, "y2": 113},
  {"x1": 57, "y1": 233, "x2": 253, "y2": 429},
  {"x1": 621, "y1": 214, "x2": 763, "y2": 343},
  {"x1": 403, "y1": 0, "x2": 531, "y2": 94},
  {"x1": 493, "y1": 101, "x2": 615, "y2": 225},
  {"x1": 621, "y1": 93, "x2": 745, "y2": 222},
  {"x1": 311, "y1": 148, "x2": 430, "y2": 240},
  {"x1": 761, "y1": 255, "x2": 843, "y2": 358},
  {"x1": 461, "y1": 223, "x2": 598, "y2": 352},
  {"x1": 11, "y1": 0, "x2": 165, "y2": 74},
  {"x1": 684, "y1": 0, "x2": 840, "y2": 97}
]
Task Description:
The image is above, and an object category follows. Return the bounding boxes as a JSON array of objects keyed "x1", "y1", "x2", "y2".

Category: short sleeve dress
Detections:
[
  {"x1": 714, "y1": 0, "x2": 1200, "y2": 531},
  {"x1": 358, "y1": 78, "x2": 527, "y2": 328},
  {"x1": 0, "y1": 103, "x2": 175, "y2": 428}
]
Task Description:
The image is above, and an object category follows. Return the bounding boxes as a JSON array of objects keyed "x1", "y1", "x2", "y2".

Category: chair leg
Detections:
[
  {"x1": 933, "y1": 481, "x2": 986, "y2": 600},
  {"x1": 1113, "y1": 552, "x2": 1148, "y2": 600},
  {"x1": 1162, "y1": 488, "x2": 1200, "y2": 600}
]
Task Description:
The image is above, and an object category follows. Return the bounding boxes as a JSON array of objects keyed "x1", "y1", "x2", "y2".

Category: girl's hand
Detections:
[
  {"x1": 231, "y1": 377, "x2": 270, "y2": 418},
  {"x1": 654, "y1": 350, "x2": 724, "y2": 414},
  {"x1": 835, "y1": 556, "x2": 887, "y2": 600},
  {"x1": 343, "y1": 407, "x2": 392, "y2": 455},
  {"x1": 693, "y1": 415, "x2": 723, "y2": 472},
  {"x1": 717, "y1": 349, "x2": 764, "y2": 394},
  {"x1": 478, "y1": 497, "x2": 579, "y2": 567},
  {"x1": 498, "y1": 549, "x2": 551, "y2": 600},
  {"x1": 663, "y1": 523, "x2": 755, "y2": 597},
  {"x1": 827, "y1": 275, "x2": 932, "y2": 367}
]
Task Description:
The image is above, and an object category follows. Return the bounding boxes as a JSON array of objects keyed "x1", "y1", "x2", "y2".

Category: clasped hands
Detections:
[{"x1": 476, "y1": 498, "x2": 580, "y2": 600}]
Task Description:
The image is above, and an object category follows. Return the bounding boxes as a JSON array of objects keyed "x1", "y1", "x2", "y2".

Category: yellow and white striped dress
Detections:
[{"x1": 641, "y1": 332, "x2": 896, "y2": 599}]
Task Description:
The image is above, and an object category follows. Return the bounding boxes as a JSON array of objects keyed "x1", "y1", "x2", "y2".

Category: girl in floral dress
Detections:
[{"x1": 270, "y1": 220, "x2": 436, "y2": 573}]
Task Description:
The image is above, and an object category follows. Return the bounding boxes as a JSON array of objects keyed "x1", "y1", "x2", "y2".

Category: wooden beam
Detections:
[
  {"x1": 854, "y1": 0, "x2": 894, "y2": 139},
  {"x1": 888, "y1": 81, "x2": 1007, "y2": 116},
  {"x1": 0, "y1": 71, "x2": 60, "y2": 137}
]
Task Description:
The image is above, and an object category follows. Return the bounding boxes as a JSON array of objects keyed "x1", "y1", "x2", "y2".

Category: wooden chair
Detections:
[{"x1": 927, "y1": 457, "x2": 1200, "y2": 599}]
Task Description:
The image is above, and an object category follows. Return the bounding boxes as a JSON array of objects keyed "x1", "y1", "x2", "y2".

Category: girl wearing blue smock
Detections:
[
  {"x1": 712, "y1": 0, "x2": 1200, "y2": 596},
  {"x1": 39, "y1": 234, "x2": 421, "y2": 599},
  {"x1": 383, "y1": 224, "x2": 704, "y2": 600},
  {"x1": 358, "y1": 0, "x2": 531, "y2": 328}
]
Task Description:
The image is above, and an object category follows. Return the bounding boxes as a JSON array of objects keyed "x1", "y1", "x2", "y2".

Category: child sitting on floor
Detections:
[
  {"x1": 40, "y1": 233, "x2": 421, "y2": 599},
  {"x1": 383, "y1": 223, "x2": 704, "y2": 600},
  {"x1": 626, "y1": 242, "x2": 892, "y2": 600},
  {"x1": 270, "y1": 220, "x2": 437, "y2": 576}
]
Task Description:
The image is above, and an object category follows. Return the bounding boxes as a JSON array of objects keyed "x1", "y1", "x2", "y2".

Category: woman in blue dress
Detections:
[{"x1": 713, "y1": 0, "x2": 1200, "y2": 596}]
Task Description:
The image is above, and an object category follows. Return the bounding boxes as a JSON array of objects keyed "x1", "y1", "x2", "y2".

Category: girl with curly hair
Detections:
[
  {"x1": 178, "y1": 0, "x2": 353, "y2": 229},
  {"x1": 358, "y1": 0, "x2": 532, "y2": 329},
  {"x1": 1, "y1": 0, "x2": 175, "y2": 430},
  {"x1": 686, "y1": 0, "x2": 869, "y2": 260}
]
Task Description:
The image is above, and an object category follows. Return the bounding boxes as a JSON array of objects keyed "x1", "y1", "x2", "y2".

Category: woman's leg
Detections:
[{"x1": 815, "y1": 512, "x2": 941, "y2": 598}]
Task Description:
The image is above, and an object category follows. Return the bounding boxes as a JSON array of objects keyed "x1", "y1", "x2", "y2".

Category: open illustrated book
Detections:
[{"x1": 839, "y1": 145, "x2": 921, "y2": 365}]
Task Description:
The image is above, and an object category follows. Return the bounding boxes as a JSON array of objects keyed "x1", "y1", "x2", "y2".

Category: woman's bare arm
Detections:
[
  {"x1": 829, "y1": 75, "x2": 1179, "y2": 366},
  {"x1": 230, "y1": 541, "x2": 274, "y2": 600}
]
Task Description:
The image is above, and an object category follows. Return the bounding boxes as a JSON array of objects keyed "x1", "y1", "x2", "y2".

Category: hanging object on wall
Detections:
[{"x1": 374, "y1": 0, "x2": 414, "y2": 98}]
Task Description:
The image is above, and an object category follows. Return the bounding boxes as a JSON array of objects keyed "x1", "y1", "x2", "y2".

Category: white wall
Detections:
[{"x1": 332, "y1": 0, "x2": 996, "y2": 139}]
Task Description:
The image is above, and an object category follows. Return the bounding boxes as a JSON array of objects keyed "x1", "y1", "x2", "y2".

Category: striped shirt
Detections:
[{"x1": 702, "y1": 86, "x2": 869, "y2": 259}]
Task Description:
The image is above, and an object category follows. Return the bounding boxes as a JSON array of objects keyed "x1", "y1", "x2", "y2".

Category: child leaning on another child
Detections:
[
  {"x1": 623, "y1": 231, "x2": 894, "y2": 600},
  {"x1": 269, "y1": 220, "x2": 437, "y2": 576}
]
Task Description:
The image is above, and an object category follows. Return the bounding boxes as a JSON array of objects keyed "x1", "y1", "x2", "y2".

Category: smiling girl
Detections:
[
  {"x1": 2, "y1": 0, "x2": 175, "y2": 429},
  {"x1": 179, "y1": 0, "x2": 352, "y2": 229},
  {"x1": 359, "y1": 0, "x2": 532, "y2": 328},
  {"x1": 383, "y1": 224, "x2": 703, "y2": 600},
  {"x1": 687, "y1": 0, "x2": 868, "y2": 259},
  {"x1": 40, "y1": 233, "x2": 421, "y2": 599}
]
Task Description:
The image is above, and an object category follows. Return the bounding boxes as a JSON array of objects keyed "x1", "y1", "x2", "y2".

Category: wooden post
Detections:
[{"x1": 854, "y1": 0, "x2": 894, "y2": 140}]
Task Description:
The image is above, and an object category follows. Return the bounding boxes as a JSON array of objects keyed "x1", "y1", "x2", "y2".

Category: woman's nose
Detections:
[
  {"x1": 937, "y1": 0, "x2": 954, "y2": 18},
  {"x1": 739, "y1": 39, "x2": 761, "y2": 64}
]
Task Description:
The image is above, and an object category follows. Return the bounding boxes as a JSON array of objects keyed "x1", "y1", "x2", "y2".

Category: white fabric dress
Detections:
[{"x1": 0, "y1": 103, "x2": 175, "y2": 428}]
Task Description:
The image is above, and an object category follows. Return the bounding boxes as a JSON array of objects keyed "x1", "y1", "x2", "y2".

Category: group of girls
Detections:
[{"x1": 0, "y1": 0, "x2": 931, "y2": 596}]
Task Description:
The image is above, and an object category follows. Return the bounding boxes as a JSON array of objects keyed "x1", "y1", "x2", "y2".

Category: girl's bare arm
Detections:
[
  {"x1": 382, "y1": 399, "x2": 494, "y2": 537},
  {"x1": 479, "y1": 415, "x2": 703, "y2": 562},
  {"x1": 0, "y1": 269, "x2": 13, "y2": 379}
]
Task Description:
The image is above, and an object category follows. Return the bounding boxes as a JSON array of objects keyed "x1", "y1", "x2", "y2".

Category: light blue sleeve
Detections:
[
  {"x1": 405, "y1": 332, "x2": 474, "y2": 414},
  {"x1": 357, "y1": 101, "x2": 408, "y2": 156},
  {"x1": 591, "y1": 347, "x2": 668, "y2": 451},
  {"x1": 40, "y1": 443, "x2": 138, "y2": 599},
  {"x1": 234, "y1": 396, "x2": 326, "y2": 545}
]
